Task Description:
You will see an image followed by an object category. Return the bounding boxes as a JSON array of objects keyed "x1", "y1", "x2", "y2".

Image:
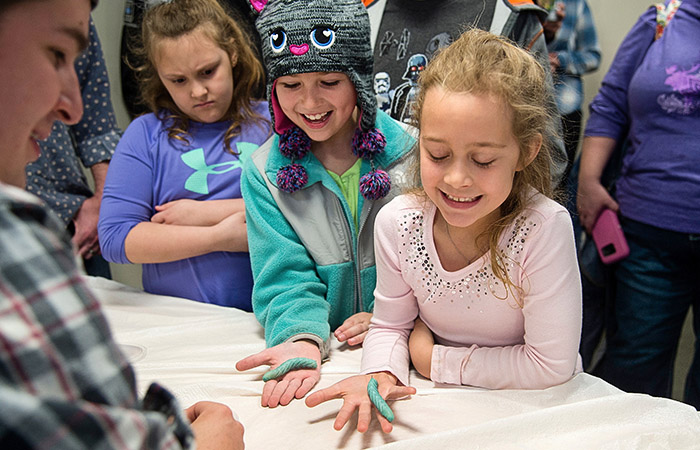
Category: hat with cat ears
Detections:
[
  {"x1": 248, "y1": 0, "x2": 376, "y2": 134},
  {"x1": 248, "y1": 0, "x2": 390, "y2": 200}
]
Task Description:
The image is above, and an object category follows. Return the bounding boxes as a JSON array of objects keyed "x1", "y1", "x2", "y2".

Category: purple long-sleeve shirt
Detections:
[{"x1": 584, "y1": 0, "x2": 700, "y2": 233}]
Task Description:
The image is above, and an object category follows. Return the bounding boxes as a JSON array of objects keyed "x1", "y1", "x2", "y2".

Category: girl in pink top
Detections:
[{"x1": 306, "y1": 29, "x2": 582, "y2": 433}]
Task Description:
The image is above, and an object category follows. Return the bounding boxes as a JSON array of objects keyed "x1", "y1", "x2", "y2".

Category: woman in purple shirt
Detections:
[{"x1": 577, "y1": 0, "x2": 700, "y2": 409}]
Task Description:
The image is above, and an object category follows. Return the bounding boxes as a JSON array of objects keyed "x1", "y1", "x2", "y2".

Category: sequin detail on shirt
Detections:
[{"x1": 397, "y1": 210, "x2": 535, "y2": 309}]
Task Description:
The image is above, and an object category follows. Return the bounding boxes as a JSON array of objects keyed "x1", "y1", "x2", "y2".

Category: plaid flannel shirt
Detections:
[
  {"x1": 547, "y1": 0, "x2": 601, "y2": 114},
  {"x1": 0, "y1": 185, "x2": 192, "y2": 449}
]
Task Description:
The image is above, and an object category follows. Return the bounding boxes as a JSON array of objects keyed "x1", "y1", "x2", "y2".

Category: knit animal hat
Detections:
[
  {"x1": 251, "y1": 0, "x2": 376, "y2": 133},
  {"x1": 249, "y1": 0, "x2": 390, "y2": 199}
]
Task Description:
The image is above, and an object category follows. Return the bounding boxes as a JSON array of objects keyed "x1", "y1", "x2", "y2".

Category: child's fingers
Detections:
[
  {"x1": 389, "y1": 385, "x2": 417, "y2": 399},
  {"x1": 337, "y1": 322, "x2": 369, "y2": 340},
  {"x1": 235, "y1": 351, "x2": 269, "y2": 371},
  {"x1": 184, "y1": 403, "x2": 198, "y2": 422},
  {"x1": 260, "y1": 379, "x2": 278, "y2": 407},
  {"x1": 333, "y1": 322, "x2": 353, "y2": 340},
  {"x1": 346, "y1": 330, "x2": 368, "y2": 346},
  {"x1": 297, "y1": 376, "x2": 318, "y2": 399},
  {"x1": 356, "y1": 400, "x2": 373, "y2": 433},
  {"x1": 334, "y1": 401, "x2": 360, "y2": 431},
  {"x1": 305, "y1": 384, "x2": 341, "y2": 407},
  {"x1": 265, "y1": 379, "x2": 286, "y2": 408},
  {"x1": 337, "y1": 312, "x2": 371, "y2": 330},
  {"x1": 278, "y1": 378, "x2": 302, "y2": 406},
  {"x1": 375, "y1": 409, "x2": 394, "y2": 433},
  {"x1": 150, "y1": 211, "x2": 164, "y2": 223},
  {"x1": 347, "y1": 322, "x2": 369, "y2": 335}
]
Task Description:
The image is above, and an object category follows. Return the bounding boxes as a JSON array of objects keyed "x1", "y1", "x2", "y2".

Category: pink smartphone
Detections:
[{"x1": 592, "y1": 209, "x2": 630, "y2": 264}]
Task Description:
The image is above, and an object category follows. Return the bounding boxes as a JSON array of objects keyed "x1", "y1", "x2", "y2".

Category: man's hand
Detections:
[
  {"x1": 72, "y1": 195, "x2": 100, "y2": 258},
  {"x1": 548, "y1": 52, "x2": 561, "y2": 74},
  {"x1": 543, "y1": 2, "x2": 566, "y2": 43},
  {"x1": 185, "y1": 401, "x2": 245, "y2": 450}
]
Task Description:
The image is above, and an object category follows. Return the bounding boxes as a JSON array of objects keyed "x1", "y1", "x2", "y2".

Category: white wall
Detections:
[
  {"x1": 92, "y1": 0, "x2": 140, "y2": 287},
  {"x1": 93, "y1": 0, "x2": 131, "y2": 131},
  {"x1": 90, "y1": 0, "x2": 650, "y2": 289}
]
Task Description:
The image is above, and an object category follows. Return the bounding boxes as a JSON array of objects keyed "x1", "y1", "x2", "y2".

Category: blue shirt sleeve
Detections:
[{"x1": 98, "y1": 117, "x2": 157, "y2": 264}]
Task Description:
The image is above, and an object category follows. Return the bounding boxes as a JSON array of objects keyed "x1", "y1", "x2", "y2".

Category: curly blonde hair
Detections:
[
  {"x1": 133, "y1": 0, "x2": 268, "y2": 154},
  {"x1": 407, "y1": 28, "x2": 559, "y2": 304}
]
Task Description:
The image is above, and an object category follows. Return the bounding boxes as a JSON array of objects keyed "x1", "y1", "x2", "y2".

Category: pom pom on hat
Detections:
[
  {"x1": 352, "y1": 128, "x2": 386, "y2": 159},
  {"x1": 277, "y1": 163, "x2": 309, "y2": 193},
  {"x1": 280, "y1": 126, "x2": 311, "y2": 160},
  {"x1": 360, "y1": 169, "x2": 391, "y2": 200}
]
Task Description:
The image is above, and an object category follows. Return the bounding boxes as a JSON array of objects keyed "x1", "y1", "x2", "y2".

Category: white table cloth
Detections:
[{"x1": 91, "y1": 276, "x2": 700, "y2": 450}]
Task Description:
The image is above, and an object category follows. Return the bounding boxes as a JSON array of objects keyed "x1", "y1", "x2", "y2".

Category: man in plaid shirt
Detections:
[{"x1": 0, "y1": 1, "x2": 242, "y2": 448}]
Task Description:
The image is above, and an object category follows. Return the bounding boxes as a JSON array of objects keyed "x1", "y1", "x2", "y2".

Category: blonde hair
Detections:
[
  {"x1": 134, "y1": 0, "x2": 268, "y2": 153},
  {"x1": 408, "y1": 28, "x2": 558, "y2": 304}
]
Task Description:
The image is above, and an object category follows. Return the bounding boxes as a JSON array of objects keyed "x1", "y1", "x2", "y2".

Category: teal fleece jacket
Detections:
[{"x1": 242, "y1": 110, "x2": 415, "y2": 353}]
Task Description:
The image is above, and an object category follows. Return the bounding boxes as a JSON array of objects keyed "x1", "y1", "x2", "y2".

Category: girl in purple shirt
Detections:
[{"x1": 99, "y1": 0, "x2": 271, "y2": 309}]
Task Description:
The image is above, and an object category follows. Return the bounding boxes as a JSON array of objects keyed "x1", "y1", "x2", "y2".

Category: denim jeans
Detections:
[{"x1": 595, "y1": 217, "x2": 700, "y2": 409}]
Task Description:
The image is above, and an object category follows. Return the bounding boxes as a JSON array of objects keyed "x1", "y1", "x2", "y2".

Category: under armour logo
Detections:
[{"x1": 181, "y1": 142, "x2": 259, "y2": 194}]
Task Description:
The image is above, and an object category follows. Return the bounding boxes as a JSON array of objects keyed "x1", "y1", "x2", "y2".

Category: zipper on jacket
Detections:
[
  {"x1": 355, "y1": 200, "x2": 374, "y2": 314},
  {"x1": 335, "y1": 195, "x2": 362, "y2": 315}
]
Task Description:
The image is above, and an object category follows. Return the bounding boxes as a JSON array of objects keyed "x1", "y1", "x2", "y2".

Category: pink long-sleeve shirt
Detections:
[{"x1": 362, "y1": 192, "x2": 582, "y2": 389}]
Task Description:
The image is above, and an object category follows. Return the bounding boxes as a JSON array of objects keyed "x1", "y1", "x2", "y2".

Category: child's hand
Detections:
[
  {"x1": 152, "y1": 199, "x2": 245, "y2": 227},
  {"x1": 235, "y1": 340, "x2": 322, "y2": 408},
  {"x1": 305, "y1": 372, "x2": 415, "y2": 433},
  {"x1": 408, "y1": 317, "x2": 434, "y2": 379},
  {"x1": 334, "y1": 312, "x2": 372, "y2": 346},
  {"x1": 151, "y1": 199, "x2": 204, "y2": 225},
  {"x1": 213, "y1": 211, "x2": 248, "y2": 252}
]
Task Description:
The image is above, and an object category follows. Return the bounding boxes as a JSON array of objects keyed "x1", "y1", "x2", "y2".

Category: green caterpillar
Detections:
[
  {"x1": 262, "y1": 357, "x2": 317, "y2": 382},
  {"x1": 367, "y1": 377, "x2": 395, "y2": 422}
]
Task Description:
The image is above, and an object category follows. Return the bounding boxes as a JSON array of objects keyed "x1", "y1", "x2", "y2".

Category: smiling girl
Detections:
[
  {"x1": 234, "y1": 0, "x2": 414, "y2": 408},
  {"x1": 306, "y1": 29, "x2": 583, "y2": 433},
  {"x1": 98, "y1": 0, "x2": 270, "y2": 310}
]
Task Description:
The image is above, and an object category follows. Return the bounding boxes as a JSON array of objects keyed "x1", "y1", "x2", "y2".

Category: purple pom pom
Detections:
[
  {"x1": 359, "y1": 169, "x2": 391, "y2": 200},
  {"x1": 279, "y1": 127, "x2": 311, "y2": 160},
  {"x1": 352, "y1": 128, "x2": 386, "y2": 159},
  {"x1": 276, "y1": 163, "x2": 309, "y2": 193}
]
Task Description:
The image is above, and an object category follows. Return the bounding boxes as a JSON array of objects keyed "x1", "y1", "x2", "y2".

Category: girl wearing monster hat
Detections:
[{"x1": 235, "y1": 0, "x2": 415, "y2": 407}]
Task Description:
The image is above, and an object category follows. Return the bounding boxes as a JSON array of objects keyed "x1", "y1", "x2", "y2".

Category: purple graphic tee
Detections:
[{"x1": 585, "y1": 0, "x2": 700, "y2": 234}]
